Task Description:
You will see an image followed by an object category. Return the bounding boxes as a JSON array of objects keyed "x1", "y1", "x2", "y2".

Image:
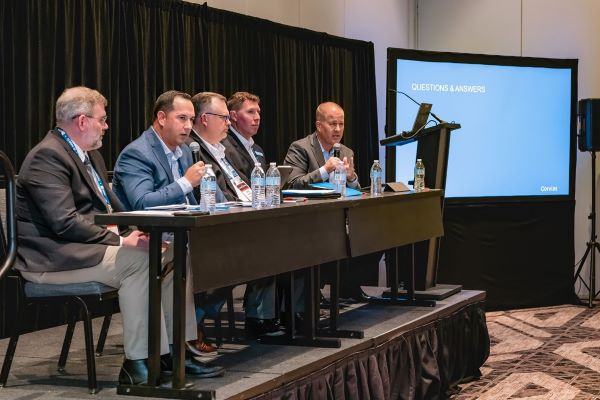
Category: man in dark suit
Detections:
[
  {"x1": 187, "y1": 92, "x2": 247, "y2": 202},
  {"x1": 284, "y1": 101, "x2": 378, "y2": 301},
  {"x1": 188, "y1": 91, "x2": 284, "y2": 339},
  {"x1": 15, "y1": 87, "x2": 222, "y2": 386},
  {"x1": 112, "y1": 91, "x2": 227, "y2": 355},
  {"x1": 223, "y1": 92, "x2": 267, "y2": 183}
]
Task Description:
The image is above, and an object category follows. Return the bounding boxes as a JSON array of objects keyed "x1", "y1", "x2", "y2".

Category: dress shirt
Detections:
[
  {"x1": 151, "y1": 128, "x2": 193, "y2": 197},
  {"x1": 199, "y1": 136, "x2": 229, "y2": 173},
  {"x1": 57, "y1": 130, "x2": 122, "y2": 245},
  {"x1": 230, "y1": 127, "x2": 260, "y2": 166},
  {"x1": 317, "y1": 138, "x2": 359, "y2": 189}
]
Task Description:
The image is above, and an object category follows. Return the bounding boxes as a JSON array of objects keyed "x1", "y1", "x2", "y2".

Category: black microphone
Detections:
[
  {"x1": 332, "y1": 143, "x2": 341, "y2": 158},
  {"x1": 189, "y1": 141, "x2": 201, "y2": 202},
  {"x1": 189, "y1": 141, "x2": 201, "y2": 164},
  {"x1": 388, "y1": 89, "x2": 446, "y2": 124}
]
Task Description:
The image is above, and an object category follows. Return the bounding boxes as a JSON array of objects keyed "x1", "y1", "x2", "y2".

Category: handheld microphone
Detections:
[
  {"x1": 332, "y1": 143, "x2": 341, "y2": 158},
  {"x1": 189, "y1": 141, "x2": 201, "y2": 163},
  {"x1": 189, "y1": 141, "x2": 201, "y2": 202},
  {"x1": 388, "y1": 88, "x2": 446, "y2": 124}
]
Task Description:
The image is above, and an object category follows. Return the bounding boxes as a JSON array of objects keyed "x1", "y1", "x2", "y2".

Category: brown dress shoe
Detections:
[
  {"x1": 186, "y1": 325, "x2": 217, "y2": 356},
  {"x1": 187, "y1": 339, "x2": 217, "y2": 354}
]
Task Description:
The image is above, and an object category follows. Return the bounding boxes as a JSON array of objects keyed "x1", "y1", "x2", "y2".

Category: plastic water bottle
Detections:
[
  {"x1": 414, "y1": 159, "x2": 425, "y2": 193},
  {"x1": 200, "y1": 164, "x2": 217, "y2": 213},
  {"x1": 265, "y1": 162, "x2": 281, "y2": 207},
  {"x1": 251, "y1": 162, "x2": 265, "y2": 209},
  {"x1": 332, "y1": 160, "x2": 347, "y2": 196},
  {"x1": 370, "y1": 160, "x2": 383, "y2": 196}
]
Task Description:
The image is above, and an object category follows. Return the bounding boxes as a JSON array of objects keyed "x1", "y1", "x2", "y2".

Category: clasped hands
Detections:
[{"x1": 324, "y1": 156, "x2": 357, "y2": 182}]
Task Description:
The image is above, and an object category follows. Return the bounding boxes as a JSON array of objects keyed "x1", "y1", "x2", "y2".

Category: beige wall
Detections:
[{"x1": 417, "y1": 0, "x2": 600, "y2": 298}]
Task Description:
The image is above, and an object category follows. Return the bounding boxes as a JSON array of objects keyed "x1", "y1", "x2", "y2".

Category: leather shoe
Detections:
[
  {"x1": 186, "y1": 325, "x2": 217, "y2": 356},
  {"x1": 186, "y1": 340, "x2": 218, "y2": 355},
  {"x1": 339, "y1": 288, "x2": 372, "y2": 303},
  {"x1": 161, "y1": 352, "x2": 224, "y2": 378},
  {"x1": 245, "y1": 318, "x2": 285, "y2": 339},
  {"x1": 119, "y1": 359, "x2": 148, "y2": 385}
]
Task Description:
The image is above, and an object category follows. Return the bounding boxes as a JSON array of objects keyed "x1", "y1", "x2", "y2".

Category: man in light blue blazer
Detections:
[
  {"x1": 113, "y1": 91, "x2": 227, "y2": 363},
  {"x1": 112, "y1": 99, "x2": 225, "y2": 210}
]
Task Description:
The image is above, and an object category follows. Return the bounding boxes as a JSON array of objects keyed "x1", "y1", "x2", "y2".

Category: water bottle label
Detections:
[
  {"x1": 252, "y1": 177, "x2": 265, "y2": 186},
  {"x1": 266, "y1": 177, "x2": 280, "y2": 186}
]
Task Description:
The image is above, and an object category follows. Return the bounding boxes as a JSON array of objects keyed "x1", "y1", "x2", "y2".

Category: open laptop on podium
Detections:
[
  {"x1": 381, "y1": 102, "x2": 433, "y2": 146},
  {"x1": 409, "y1": 103, "x2": 432, "y2": 135}
]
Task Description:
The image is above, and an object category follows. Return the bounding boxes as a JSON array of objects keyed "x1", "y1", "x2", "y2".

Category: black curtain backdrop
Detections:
[
  {"x1": 438, "y1": 201, "x2": 576, "y2": 310},
  {"x1": 0, "y1": 0, "x2": 378, "y2": 337},
  {"x1": 0, "y1": 0, "x2": 378, "y2": 177}
]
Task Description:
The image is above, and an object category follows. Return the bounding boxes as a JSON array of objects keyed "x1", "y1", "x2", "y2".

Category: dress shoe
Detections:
[
  {"x1": 245, "y1": 317, "x2": 285, "y2": 339},
  {"x1": 160, "y1": 352, "x2": 224, "y2": 378},
  {"x1": 186, "y1": 325, "x2": 217, "y2": 356},
  {"x1": 280, "y1": 312, "x2": 329, "y2": 335},
  {"x1": 119, "y1": 359, "x2": 148, "y2": 385},
  {"x1": 339, "y1": 288, "x2": 372, "y2": 303},
  {"x1": 186, "y1": 340, "x2": 218, "y2": 355}
]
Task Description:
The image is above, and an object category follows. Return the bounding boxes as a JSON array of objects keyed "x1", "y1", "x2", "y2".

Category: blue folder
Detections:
[{"x1": 309, "y1": 182, "x2": 362, "y2": 197}]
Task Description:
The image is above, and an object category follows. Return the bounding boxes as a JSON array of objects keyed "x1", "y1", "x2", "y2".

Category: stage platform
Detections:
[{"x1": 0, "y1": 288, "x2": 489, "y2": 399}]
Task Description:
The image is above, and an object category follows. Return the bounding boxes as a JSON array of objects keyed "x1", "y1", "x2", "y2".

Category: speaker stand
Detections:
[{"x1": 574, "y1": 151, "x2": 600, "y2": 307}]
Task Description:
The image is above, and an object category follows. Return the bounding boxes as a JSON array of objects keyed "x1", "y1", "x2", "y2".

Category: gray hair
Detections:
[
  {"x1": 191, "y1": 92, "x2": 227, "y2": 118},
  {"x1": 55, "y1": 86, "x2": 107, "y2": 123}
]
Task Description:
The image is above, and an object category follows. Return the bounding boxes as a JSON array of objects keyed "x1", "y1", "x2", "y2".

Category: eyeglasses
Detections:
[
  {"x1": 72, "y1": 114, "x2": 108, "y2": 124},
  {"x1": 204, "y1": 112, "x2": 230, "y2": 122}
]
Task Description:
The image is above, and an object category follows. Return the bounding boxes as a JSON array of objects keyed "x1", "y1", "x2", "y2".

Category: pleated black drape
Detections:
[{"x1": 0, "y1": 0, "x2": 378, "y2": 180}]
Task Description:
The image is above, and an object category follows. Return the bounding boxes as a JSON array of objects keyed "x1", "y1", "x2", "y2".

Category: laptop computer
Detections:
[
  {"x1": 277, "y1": 165, "x2": 293, "y2": 188},
  {"x1": 410, "y1": 103, "x2": 432, "y2": 133}
]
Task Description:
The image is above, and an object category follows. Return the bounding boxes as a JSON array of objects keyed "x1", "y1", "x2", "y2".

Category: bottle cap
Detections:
[
  {"x1": 374, "y1": 160, "x2": 379, "y2": 163},
  {"x1": 205, "y1": 164, "x2": 212, "y2": 168},
  {"x1": 270, "y1": 162, "x2": 276, "y2": 166}
]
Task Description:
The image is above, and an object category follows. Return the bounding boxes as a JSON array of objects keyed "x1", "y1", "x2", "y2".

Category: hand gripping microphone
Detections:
[
  {"x1": 189, "y1": 141, "x2": 201, "y2": 202},
  {"x1": 332, "y1": 143, "x2": 341, "y2": 159},
  {"x1": 189, "y1": 141, "x2": 201, "y2": 163}
]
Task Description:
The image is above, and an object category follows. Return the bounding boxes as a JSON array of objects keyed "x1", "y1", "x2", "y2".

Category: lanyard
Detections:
[
  {"x1": 220, "y1": 157, "x2": 252, "y2": 202},
  {"x1": 58, "y1": 129, "x2": 113, "y2": 212},
  {"x1": 252, "y1": 147, "x2": 265, "y2": 162}
]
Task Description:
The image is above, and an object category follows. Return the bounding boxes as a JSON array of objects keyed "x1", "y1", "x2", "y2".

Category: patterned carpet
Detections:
[{"x1": 454, "y1": 303, "x2": 600, "y2": 399}]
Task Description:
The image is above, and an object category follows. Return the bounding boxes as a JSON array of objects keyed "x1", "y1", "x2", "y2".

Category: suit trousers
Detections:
[
  {"x1": 21, "y1": 243, "x2": 197, "y2": 360},
  {"x1": 244, "y1": 278, "x2": 277, "y2": 319}
]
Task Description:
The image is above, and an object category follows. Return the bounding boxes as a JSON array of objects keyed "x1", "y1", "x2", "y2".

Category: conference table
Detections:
[{"x1": 95, "y1": 189, "x2": 444, "y2": 399}]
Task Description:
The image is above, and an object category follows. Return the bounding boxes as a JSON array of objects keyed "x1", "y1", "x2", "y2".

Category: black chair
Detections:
[{"x1": 0, "y1": 151, "x2": 118, "y2": 394}]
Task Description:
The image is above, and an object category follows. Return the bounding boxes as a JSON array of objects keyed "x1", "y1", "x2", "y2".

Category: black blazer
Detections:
[
  {"x1": 223, "y1": 128, "x2": 267, "y2": 185},
  {"x1": 187, "y1": 130, "x2": 239, "y2": 201}
]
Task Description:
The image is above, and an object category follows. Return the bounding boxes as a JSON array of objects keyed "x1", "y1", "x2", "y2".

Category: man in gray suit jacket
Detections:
[
  {"x1": 15, "y1": 87, "x2": 221, "y2": 385},
  {"x1": 113, "y1": 91, "x2": 228, "y2": 356},
  {"x1": 284, "y1": 102, "x2": 359, "y2": 189},
  {"x1": 284, "y1": 102, "x2": 381, "y2": 302}
]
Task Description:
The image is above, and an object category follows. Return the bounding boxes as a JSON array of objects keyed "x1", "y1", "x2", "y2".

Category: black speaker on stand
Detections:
[{"x1": 574, "y1": 98, "x2": 600, "y2": 307}]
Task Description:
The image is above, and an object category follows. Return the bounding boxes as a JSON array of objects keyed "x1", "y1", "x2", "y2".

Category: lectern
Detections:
[{"x1": 381, "y1": 122, "x2": 461, "y2": 298}]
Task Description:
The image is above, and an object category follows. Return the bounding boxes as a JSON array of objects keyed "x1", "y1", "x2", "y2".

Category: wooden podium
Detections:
[{"x1": 381, "y1": 122, "x2": 462, "y2": 297}]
